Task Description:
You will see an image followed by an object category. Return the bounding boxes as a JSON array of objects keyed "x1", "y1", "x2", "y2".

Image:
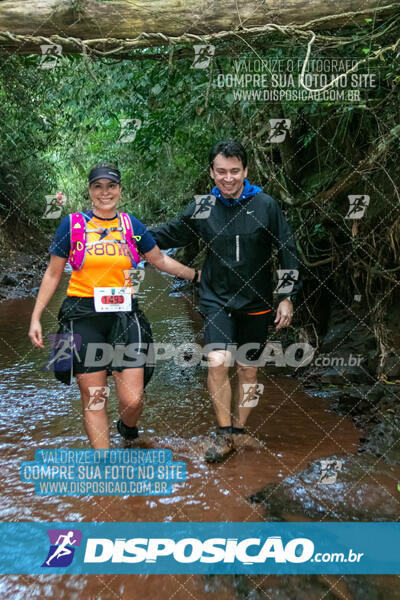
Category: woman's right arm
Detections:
[{"x1": 28, "y1": 255, "x2": 68, "y2": 348}]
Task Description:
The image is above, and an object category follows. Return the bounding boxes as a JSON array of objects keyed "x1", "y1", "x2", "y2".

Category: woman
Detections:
[{"x1": 28, "y1": 162, "x2": 199, "y2": 449}]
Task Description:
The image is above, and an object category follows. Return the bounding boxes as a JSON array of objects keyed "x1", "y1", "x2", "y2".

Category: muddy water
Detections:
[{"x1": 0, "y1": 266, "x2": 362, "y2": 598}]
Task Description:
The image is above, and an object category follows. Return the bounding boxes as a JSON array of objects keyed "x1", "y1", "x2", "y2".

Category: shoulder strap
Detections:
[
  {"x1": 119, "y1": 212, "x2": 141, "y2": 266},
  {"x1": 69, "y1": 213, "x2": 87, "y2": 270},
  {"x1": 119, "y1": 212, "x2": 132, "y2": 236},
  {"x1": 70, "y1": 212, "x2": 86, "y2": 241}
]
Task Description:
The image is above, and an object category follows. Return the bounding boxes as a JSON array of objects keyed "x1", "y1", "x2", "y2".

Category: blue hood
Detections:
[{"x1": 212, "y1": 179, "x2": 262, "y2": 207}]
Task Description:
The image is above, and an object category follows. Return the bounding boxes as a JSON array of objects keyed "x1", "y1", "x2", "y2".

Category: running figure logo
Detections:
[
  {"x1": 345, "y1": 195, "x2": 370, "y2": 219},
  {"x1": 191, "y1": 45, "x2": 215, "y2": 69},
  {"x1": 86, "y1": 386, "x2": 110, "y2": 411},
  {"x1": 239, "y1": 383, "x2": 264, "y2": 408},
  {"x1": 268, "y1": 119, "x2": 291, "y2": 143},
  {"x1": 123, "y1": 268, "x2": 145, "y2": 293},
  {"x1": 43, "y1": 192, "x2": 67, "y2": 219},
  {"x1": 43, "y1": 333, "x2": 82, "y2": 372},
  {"x1": 318, "y1": 459, "x2": 343, "y2": 485},
  {"x1": 191, "y1": 195, "x2": 216, "y2": 219},
  {"x1": 42, "y1": 529, "x2": 82, "y2": 567},
  {"x1": 274, "y1": 269, "x2": 299, "y2": 295},
  {"x1": 38, "y1": 44, "x2": 62, "y2": 70},
  {"x1": 117, "y1": 118, "x2": 142, "y2": 143}
]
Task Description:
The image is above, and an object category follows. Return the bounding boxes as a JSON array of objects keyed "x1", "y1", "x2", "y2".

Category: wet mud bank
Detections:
[
  {"x1": 0, "y1": 222, "x2": 49, "y2": 302},
  {"x1": 301, "y1": 296, "x2": 400, "y2": 466},
  {"x1": 250, "y1": 296, "x2": 400, "y2": 520},
  {"x1": 0, "y1": 250, "x2": 45, "y2": 301},
  {"x1": 231, "y1": 302, "x2": 400, "y2": 599}
]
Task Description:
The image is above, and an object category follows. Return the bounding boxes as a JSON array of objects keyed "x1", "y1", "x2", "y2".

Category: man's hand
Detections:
[{"x1": 274, "y1": 298, "x2": 293, "y2": 330}]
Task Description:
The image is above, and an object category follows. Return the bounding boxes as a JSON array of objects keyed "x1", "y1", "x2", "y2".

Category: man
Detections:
[{"x1": 150, "y1": 140, "x2": 301, "y2": 462}]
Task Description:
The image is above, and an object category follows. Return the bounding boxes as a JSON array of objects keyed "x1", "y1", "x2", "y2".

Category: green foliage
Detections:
[
  {"x1": 0, "y1": 29, "x2": 398, "y2": 257},
  {"x1": 0, "y1": 52, "x2": 242, "y2": 227},
  {"x1": 0, "y1": 56, "x2": 58, "y2": 229}
]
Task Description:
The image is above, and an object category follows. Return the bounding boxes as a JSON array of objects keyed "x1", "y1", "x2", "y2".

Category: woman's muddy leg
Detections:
[
  {"x1": 113, "y1": 368, "x2": 144, "y2": 429},
  {"x1": 77, "y1": 371, "x2": 110, "y2": 449}
]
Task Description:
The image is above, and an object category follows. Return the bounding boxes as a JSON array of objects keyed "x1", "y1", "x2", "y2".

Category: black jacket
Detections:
[{"x1": 150, "y1": 191, "x2": 301, "y2": 313}]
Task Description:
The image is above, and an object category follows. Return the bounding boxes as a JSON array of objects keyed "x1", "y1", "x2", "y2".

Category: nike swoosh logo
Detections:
[{"x1": 246, "y1": 211, "x2": 254, "y2": 215}]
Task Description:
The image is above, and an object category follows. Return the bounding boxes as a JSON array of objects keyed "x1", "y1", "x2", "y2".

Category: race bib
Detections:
[{"x1": 94, "y1": 287, "x2": 132, "y2": 312}]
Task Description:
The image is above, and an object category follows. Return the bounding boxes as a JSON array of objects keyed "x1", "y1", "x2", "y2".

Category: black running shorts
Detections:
[
  {"x1": 72, "y1": 311, "x2": 147, "y2": 375},
  {"x1": 203, "y1": 307, "x2": 274, "y2": 365}
]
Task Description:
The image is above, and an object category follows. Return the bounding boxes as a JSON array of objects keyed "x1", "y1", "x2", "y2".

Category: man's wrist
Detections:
[{"x1": 192, "y1": 269, "x2": 199, "y2": 283}]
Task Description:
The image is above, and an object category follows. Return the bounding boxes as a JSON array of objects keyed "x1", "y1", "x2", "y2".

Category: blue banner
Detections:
[{"x1": 0, "y1": 522, "x2": 399, "y2": 574}]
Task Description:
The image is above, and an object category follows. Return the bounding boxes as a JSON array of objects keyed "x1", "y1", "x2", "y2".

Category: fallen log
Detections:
[{"x1": 0, "y1": 1, "x2": 398, "y2": 54}]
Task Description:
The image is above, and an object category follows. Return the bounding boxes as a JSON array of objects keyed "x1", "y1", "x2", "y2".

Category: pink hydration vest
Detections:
[{"x1": 68, "y1": 212, "x2": 141, "y2": 270}]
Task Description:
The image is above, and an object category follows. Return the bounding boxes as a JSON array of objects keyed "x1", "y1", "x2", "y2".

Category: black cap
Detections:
[{"x1": 88, "y1": 165, "x2": 121, "y2": 185}]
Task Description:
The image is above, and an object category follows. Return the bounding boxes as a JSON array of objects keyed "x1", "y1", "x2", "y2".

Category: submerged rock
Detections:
[
  {"x1": 303, "y1": 299, "x2": 377, "y2": 384},
  {"x1": 232, "y1": 574, "x2": 344, "y2": 600},
  {"x1": 329, "y1": 383, "x2": 400, "y2": 464},
  {"x1": 1, "y1": 273, "x2": 19, "y2": 286},
  {"x1": 250, "y1": 453, "x2": 400, "y2": 521},
  {"x1": 0, "y1": 248, "x2": 47, "y2": 302},
  {"x1": 228, "y1": 573, "x2": 400, "y2": 600}
]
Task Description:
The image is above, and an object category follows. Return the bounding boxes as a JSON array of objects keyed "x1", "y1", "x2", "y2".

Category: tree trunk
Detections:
[{"x1": 0, "y1": 0, "x2": 398, "y2": 54}]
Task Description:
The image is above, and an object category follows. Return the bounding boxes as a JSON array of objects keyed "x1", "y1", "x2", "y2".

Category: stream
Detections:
[{"x1": 1, "y1": 265, "x2": 392, "y2": 599}]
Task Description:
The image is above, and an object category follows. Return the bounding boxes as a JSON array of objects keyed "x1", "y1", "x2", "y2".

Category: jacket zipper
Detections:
[{"x1": 236, "y1": 235, "x2": 240, "y2": 261}]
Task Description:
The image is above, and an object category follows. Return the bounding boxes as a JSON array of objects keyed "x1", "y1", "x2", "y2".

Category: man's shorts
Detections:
[
  {"x1": 203, "y1": 307, "x2": 274, "y2": 365},
  {"x1": 72, "y1": 311, "x2": 147, "y2": 375}
]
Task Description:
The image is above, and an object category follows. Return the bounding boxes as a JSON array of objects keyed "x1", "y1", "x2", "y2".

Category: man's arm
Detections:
[
  {"x1": 269, "y1": 197, "x2": 302, "y2": 299},
  {"x1": 149, "y1": 202, "x2": 198, "y2": 250},
  {"x1": 268, "y1": 197, "x2": 302, "y2": 330}
]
